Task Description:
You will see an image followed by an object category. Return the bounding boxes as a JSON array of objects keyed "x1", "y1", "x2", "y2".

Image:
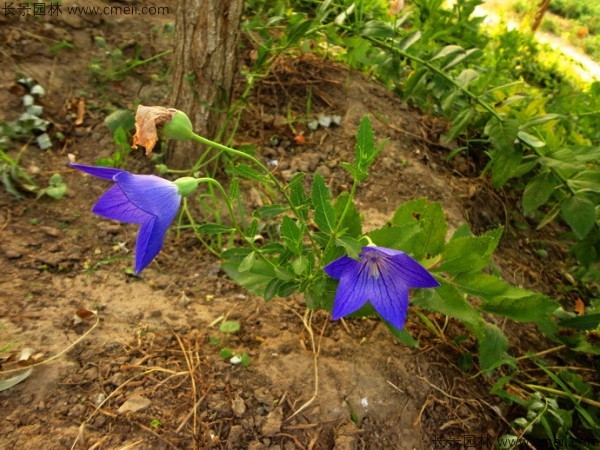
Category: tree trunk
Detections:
[{"x1": 168, "y1": 0, "x2": 244, "y2": 169}]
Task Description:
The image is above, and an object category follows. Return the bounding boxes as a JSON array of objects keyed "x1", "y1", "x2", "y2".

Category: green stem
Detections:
[
  {"x1": 190, "y1": 133, "x2": 320, "y2": 254},
  {"x1": 321, "y1": 178, "x2": 358, "y2": 261},
  {"x1": 192, "y1": 177, "x2": 280, "y2": 272}
]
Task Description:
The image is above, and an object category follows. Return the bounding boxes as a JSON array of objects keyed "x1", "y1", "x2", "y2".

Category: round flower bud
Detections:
[{"x1": 173, "y1": 176, "x2": 199, "y2": 197}]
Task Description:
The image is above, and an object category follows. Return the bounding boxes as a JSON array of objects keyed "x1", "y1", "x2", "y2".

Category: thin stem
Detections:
[
  {"x1": 521, "y1": 383, "x2": 600, "y2": 408},
  {"x1": 321, "y1": 178, "x2": 358, "y2": 261},
  {"x1": 190, "y1": 133, "x2": 320, "y2": 254}
]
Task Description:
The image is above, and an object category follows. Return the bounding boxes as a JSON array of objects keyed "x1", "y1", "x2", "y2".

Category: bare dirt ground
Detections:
[{"x1": 0, "y1": 2, "x2": 584, "y2": 449}]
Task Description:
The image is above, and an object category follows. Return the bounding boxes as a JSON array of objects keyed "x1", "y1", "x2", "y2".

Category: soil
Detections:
[{"x1": 0, "y1": 2, "x2": 585, "y2": 449}]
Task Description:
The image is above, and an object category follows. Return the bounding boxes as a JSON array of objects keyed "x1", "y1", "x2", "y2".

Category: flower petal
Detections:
[
  {"x1": 324, "y1": 255, "x2": 361, "y2": 279},
  {"x1": 331, "y1": 263, "x2": 370, "y2": 320},
  {"x1": 92, "y1": 185, "x2": 152, "y2": 224},
  {"x1": 362, "y1": 246, "x2": 404, "y2": 257},
  {"x1": 134, "y1": 216, "x2": 171, "y2": 274},
  {"x1": 367, "y1": 272, "x2": 410, "y2": 330},
  {"x1": 114, "y1": 172, "x2": 181, "y2": 218},
  {"x1": 388, "y1": 253, "x2": 440, "y2": 288},
  {"x1": 68, "y1": 162, "x2": 125, "y2": 180}
]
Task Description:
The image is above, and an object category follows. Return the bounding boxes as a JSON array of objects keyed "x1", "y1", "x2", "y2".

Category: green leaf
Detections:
[
  {"x1": 233, "y1": 163, "x2": 272, "y2": 184},
  {"x1": 437, "y1": 228, "x2": 501, "y2": 275},
  {"x1": 522, "y1": 171, "x2": 557, "y2": 215},
  {"x1": 287, "y1": 18, "x2": 314, "y2": 45},
  {"x1": 238, "y1": 251, "x2": 257, "y2": 273},
  {"x1": 403, "y1": 67, "x2": 428, "y2": 99},
  {"x1": 481, "y1": 296, "x2": 558, "y2": 322},
  {"x1": 228, "y1": 178, "x2": 239, "y2": 201},
  {"x1": 517, "y1": 131, "x2": 545, "y2": 148},
  {"x1": 335, "y1": 236, "x2": 362, "y2": 259},
  {"x1": 455, "y1": 274, "x2": 535, "y2": 300},
  {"x1": 368, "y1": 223, "x2": 421, "y2": 253},
  {"x1": 222, "y1": 259, "x2": 275, "y2": 297},
  {"x1": 442, "y1": 48, "x2": 480, "y2": 70},
  {"x1": 361, "y1": 20, "x2": 394, "y2": 39},
  {"x1": 560, "y1": 194, "x2": 596, "y2": 239},
  {"x1": 355, "y1": 115, "x2": 375, "y2": 170},
  {"x1": 197, "y1": 223, "x2": 235, "y2": 235},
  {"x1": 412, "y1": 280, "x2": 482, "y2": 329},
  {"x1": 431, "y1": 45, "x2": 464, "y2": 61},
  {"x1": 490, "y1": 146, "x2": 523, "y2": 187},
  {"x1": 104, "y1": 109, "x2": 135, "y2": 133},
  {"x1": 311, "y1": 172, "x2": 336, "y2": 233},
  {"x1": 446, "y1": 107, "x2": 475, "y2": 142},
  {"x1": 398, "y1": 31, "x2": 422, "y2": 51},
  {"x1": 391, "y1": 198, "x2": 447, "y2": 259},
  {"x1": 292, "y1": 255, "x2": 309, "y2": 275},
  {"x1": 281, "y1": 216, "x2": 302, "y2": 255},
  {"x1": 219, "y1": 321, "x2": 240, "y2": 333},
  {"x1": 254, "y1": 204, "x2": 290, "y2": 219},
  {"x1": 558, "y1": 314, "x2": 600, "y2": 331},
  {"x1": 455, "y1": 68, "x2": 479, "y2": 87},
  {"x1": 478, "y1": 323, "x2": 512, "y2": 371},
  {"x1": 385, "y1": 323, "x2": 419, "y2": 348},
  {"x1": 568, "y1": 171, "x2": 600, "y2": 193},
  {"x1": 334, "y1": 193, "x2": 362, "y2": 237}
]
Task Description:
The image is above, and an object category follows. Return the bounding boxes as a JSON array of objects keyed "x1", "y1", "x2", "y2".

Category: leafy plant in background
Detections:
[{"x1": 0, "y1": 77, "x2": 66, "y2": 199}]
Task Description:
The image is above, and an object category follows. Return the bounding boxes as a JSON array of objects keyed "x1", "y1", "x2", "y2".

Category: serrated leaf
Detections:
[
  {"x1": 228, "y1": 178, "x2": 239, "y2": 201},
  {"x1": 522, "y1": 171, "x2": 557, "y2": 215},
  {"x1": 490, "y1": 147, "x2": 523, "y2": 187},
  {"x1": 455, "y1": 274, "x2": 535, "y2": 300},
  {"x1": 560, "y1": 195, "x2": 596, "y2": 239},
  {"x1": 281, "y1": 216, "x2": 302, "y2": 255},
  {"x1": 481, "y1": 296, "x2": 558, "y2": 321},
  {"x1": 335, "y1": 236, "x2": 362, "y2": 259},
  {"x1": 412, "y1": 280, "x2": 482, "y2": 329},
  {"x1": 368, "y1": 223, "x2": 422, "y2": 253},
  {"x1": 311, "y1": 172, "x2": 336, "y2": 233},
  {"x1": 254, "y1": 204, "x2": 290, "y2": 219},
  {"x1": 197, "y1": 223, "x2": 235, "y2": 235},
  {"x1": 437, "y1": 228, "x2": 501, "y2": 275},
  {"x1": 478, "y1": 323, "x2": 511, "y2": 371},
  {"x1": 233, "y1": 163, "x2": 272, "y2": 184},
  {"x1": 355, "y1": 115, "x2": 375, "y2": 169},
  {"x1": 567, "y1": 171, "x2": 600, "y2": 194},
  {"x1": 403, "y1": 67, "x2": 428, "y2": 99},
  {"x1": 292, "y1": 255, "x2": 308, "y2": 275},
  {"x1": 104, "y1": 109, "x2": 135, "y2": 133},
  {"x1": 222, "y1": 259, "x2": 275, "y2": 297}
]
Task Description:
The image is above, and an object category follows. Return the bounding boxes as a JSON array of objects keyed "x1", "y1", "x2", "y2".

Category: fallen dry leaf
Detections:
[
  {"x1": 75, "y1": 98, "x2": 86, "y2": 126},
  {"x1": 132, "y1": 105, "x2": 177, "y2": 155},
  {"x1": 293, "y1": 135, "x2": 306, "y2": 145},
  {"x1": 574, "y1": 298, "x2": 585, "y2": 315}
]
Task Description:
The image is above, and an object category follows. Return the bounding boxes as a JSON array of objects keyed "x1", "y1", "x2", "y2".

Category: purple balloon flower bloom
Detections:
[
  {"x1": 324, "y1": 246, "x2": 440, "y2": 330},
  {"x1": 69, "y1": 163, "x2": 181, "y2": 274}
]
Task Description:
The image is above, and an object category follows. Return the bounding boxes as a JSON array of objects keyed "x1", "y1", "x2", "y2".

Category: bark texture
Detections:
[
  {"x1": 531, "y1": 0, "x2": 551, "y2": 32},
  {"x1": 169, "y1": 0, "x2": 244, "y2": 168}
]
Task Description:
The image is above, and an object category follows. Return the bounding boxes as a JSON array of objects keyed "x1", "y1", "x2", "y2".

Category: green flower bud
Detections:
[
  {"x1": 162, "y1": 110, "x2": 194, "y2": 141},
  {"x1": 156, "y1": 164, "x2": 169, "y2": 174},
  {"x1": 173, "y1": 176, "x2": 199, "y2": 197}
]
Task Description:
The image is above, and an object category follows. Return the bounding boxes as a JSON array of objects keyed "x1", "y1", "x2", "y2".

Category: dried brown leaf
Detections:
[{"x1": 132, "y1": 105, "x2": 177, "y2": 155}]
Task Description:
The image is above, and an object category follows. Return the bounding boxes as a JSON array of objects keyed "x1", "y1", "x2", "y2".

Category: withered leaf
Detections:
[{"x1": 132, "y1": 105, "x2": 177, "y2": 155}]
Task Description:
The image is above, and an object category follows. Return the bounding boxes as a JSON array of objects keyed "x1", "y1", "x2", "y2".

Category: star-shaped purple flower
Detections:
[
  {"x1": 69, "y1": 163, "x2": 181, "y2": 274},
  {"x1": 324, "y1": 246, "x2": 440, "y2": 330}
]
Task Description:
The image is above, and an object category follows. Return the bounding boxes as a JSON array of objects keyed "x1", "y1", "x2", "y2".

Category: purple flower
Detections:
[
  {"x1": 324, "y1": 246, "x2": 440, "y2": 330},
  {"x1": 69, "y1": 163, "x2": 181, "y2": 274}
]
